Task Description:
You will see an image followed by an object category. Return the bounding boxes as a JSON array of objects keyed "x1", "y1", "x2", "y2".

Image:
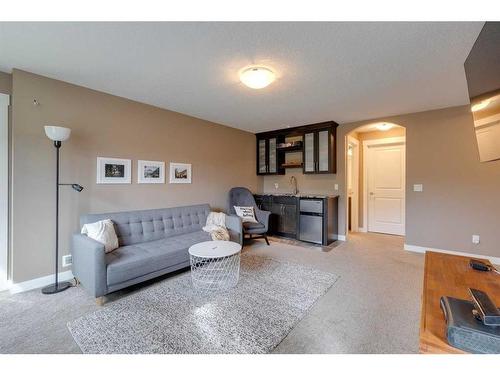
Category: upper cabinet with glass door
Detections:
[
  {"x1": 256, "y1": 136, "x2": 285, "y2": 175},
  {"x1": 303, "y1": 127, "x2": 336, "y2": 174},
  {"x1": 256, "y1": 121, "x2": 337, "y2": 176}
]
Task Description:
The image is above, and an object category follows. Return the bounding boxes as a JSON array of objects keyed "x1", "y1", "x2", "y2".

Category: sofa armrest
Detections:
[
  {"x1": 225, "y1": 214, "x2": 243, "y2": 245},
  {"x1": 72, "y1": 234, "x2": 107, "y2": 298},
  {"x1": 255, "y1": 208, "x2": 271, "y2": 232}
]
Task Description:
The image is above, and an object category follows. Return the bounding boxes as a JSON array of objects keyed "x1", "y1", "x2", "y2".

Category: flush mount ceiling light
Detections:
[
  {"x1": 239, "y1": 66, "x2": 276, "y2": 89},
  {"x1": 376, "y1": 123, "x2": 393, "y2": 131}
]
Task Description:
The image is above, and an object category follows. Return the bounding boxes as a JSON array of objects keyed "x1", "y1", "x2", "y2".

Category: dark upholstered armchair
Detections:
[{"x1": 228, "y1": 187, "x2": 271, "y2": 245}]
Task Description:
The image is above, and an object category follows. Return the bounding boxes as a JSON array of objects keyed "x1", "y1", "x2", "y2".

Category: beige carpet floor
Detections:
[{"x1": 0, "y1": 232, "x2": 424, "y2": 353}]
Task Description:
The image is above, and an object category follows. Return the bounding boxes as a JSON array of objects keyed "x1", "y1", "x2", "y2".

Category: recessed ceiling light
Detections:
[
  {"x1": 471, "y1": 99, "x2": 490, "y2": 112},
  {"x1": 376, "y1": 123, "x2": 393, "y2": 131},
  {"x1": 240, "y1": 66, "x2": 276, "y2": 89}
]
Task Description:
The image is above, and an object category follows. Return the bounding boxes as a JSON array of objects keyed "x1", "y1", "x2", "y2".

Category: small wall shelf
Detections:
[{"x1": 282, "y1": 163, "x2": 303, "y2": 168}]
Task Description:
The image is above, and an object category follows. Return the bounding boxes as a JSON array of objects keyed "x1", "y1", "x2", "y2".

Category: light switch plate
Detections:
[
  {"x1": 413, "y1": 184, "x2": 423, "y2": 192},
  {"x1": 472, "y1": 235, "x2": 480, "y2": 244}
]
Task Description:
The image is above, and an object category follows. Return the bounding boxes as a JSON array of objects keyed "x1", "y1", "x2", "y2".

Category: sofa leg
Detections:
[
  {"x1": 264, "y1": 235, "x2": 270, "y2": 246},
  {"x1": 96, "y1": 296, "x2": 105, "y2": 306}
]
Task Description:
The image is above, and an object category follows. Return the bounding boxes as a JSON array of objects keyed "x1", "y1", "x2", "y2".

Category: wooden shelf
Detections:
[
  {"x1": 282, "y1": 163, "x2": 303, "y2": 169},
  {"x1": 278, "y1": 145, "x2": 303, "y2": 153}
]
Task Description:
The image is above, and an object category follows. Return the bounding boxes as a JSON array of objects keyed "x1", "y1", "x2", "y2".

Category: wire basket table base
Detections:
[{"x1": 190, "y1": 253, "x2": 241, "y2": 292}]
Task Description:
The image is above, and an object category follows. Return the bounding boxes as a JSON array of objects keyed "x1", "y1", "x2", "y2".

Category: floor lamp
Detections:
[{"x1": 43, "y1": 126, "x2": 84, "y2": 295}]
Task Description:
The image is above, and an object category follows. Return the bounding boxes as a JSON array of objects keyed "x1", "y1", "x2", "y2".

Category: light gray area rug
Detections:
[{"x1": 67, "y1": 254, "x2": 338, "y2": 354}]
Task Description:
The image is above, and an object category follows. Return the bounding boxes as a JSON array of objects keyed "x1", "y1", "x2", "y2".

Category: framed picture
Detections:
[
  {"x1": 97, "y1": 157, "x2": 131, "y2": 184},
  {"x1": 137, "y1": 160, "x2": 165, "y2": 184},
  {"x1": 169, "y1": 162, "x2": 192, "y2": 184}
]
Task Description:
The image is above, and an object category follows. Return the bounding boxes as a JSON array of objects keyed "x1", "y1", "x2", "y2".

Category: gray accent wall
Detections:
[{"x1": 10, "y1": 69, "x2": 258, "y2": 283}]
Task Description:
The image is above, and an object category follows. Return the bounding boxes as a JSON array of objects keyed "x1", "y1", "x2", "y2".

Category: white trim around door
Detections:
[
  {"x1": 345, "y1": 135, "x2": 360, "y2": 236},
  {"x1": 0, "y1": 93, "x2": 10, "y2": 291},
  {"x1": 363, "y1": 136, "x2": 406, "y2": 236}
]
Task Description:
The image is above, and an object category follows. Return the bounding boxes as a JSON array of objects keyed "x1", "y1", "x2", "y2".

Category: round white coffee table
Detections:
[{"x1": 188, "y1": 240, "x2": 242, "y2": 292}]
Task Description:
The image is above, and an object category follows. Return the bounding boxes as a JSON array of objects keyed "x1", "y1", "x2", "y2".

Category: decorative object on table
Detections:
[
  {"x1": 440, "y1": 294, "x2": 500, "y2": 354},
  {"x1": 67, "y1": 252, "x2": 338, "y2": 354},
  {"x1": 137, "y1": 160, "x2": 165, "y2": 184},
  {"x1": 81, "y1": 219, "x2": 119, "y2": 253},
  {"x1": 202, "y1": 212, "x2": 230, "y2": 241},
  {"x1": 43, "y1": 125, "x2": 84, "y2": 295},
  {"x1": 233, "y1": 206, "x2": 258, "y2": 223},
  {"x1": 169, "y1": 162, "x2": 192, "y2": 183},
  {"x1": 228, "y1": 187, "x2": 271, "y2": 245},
  {"x1": 96, "y1": 157, "x2": 131, "y2": 184},
  {"x1": 189, "y1": 240, "x2": 241, "y2": 292}
]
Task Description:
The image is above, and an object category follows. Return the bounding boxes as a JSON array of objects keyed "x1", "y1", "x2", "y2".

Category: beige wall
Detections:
[
  {"x1": 0, "y1": 71, "x2": 12, "y2": 95},
  {"x1": 10, "y1": 69, "x2": 258, "y2": 283},
  {"x1": 341, "y1": 106, "x2": 500, "y2": 257},
  {"x1": 262, "y1": 106, "x2": 500, "y2": 258},
  {"x1": 262, "y1": 171, "x2": 338, "y2": 196}
]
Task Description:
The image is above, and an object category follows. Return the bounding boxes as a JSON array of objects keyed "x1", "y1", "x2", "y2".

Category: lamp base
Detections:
[{"x1": 41, "y1": 281, "x2": 72, "y2": 295}]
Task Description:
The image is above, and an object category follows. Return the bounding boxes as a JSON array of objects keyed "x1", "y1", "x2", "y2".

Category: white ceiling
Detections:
[{"x1": 0, "y1": 22, "x2": 483, "y2": 133}]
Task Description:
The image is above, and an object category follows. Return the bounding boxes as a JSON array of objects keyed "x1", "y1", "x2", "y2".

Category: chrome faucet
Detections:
[{"x1": 290, "y1": 176, "x2": 298, "y2": 195}]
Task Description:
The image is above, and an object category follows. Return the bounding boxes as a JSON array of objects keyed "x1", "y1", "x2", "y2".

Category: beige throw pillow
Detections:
[
  {"x1": 81, "y1": 219, "x2": 119, "y2": 253},
  {"x1": 234, "y1": 206, "x2": 258, "y2": 223}
]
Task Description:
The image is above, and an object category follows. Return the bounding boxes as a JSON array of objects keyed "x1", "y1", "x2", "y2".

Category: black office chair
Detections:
[{"x1": 228, "y1": 187, "x2": 271, "y2": 245}]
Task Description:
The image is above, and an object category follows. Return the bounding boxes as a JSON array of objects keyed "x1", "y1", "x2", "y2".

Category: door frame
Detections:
[
  {"x1": 346, "y1": 135, "x2": 360, "y2": 234},
  {"x1": 362, "y1": 136, "x2": 406, "y2": 235},
  {"x1": 0, "y1": 93, "x2": 9, "y2": 291}
]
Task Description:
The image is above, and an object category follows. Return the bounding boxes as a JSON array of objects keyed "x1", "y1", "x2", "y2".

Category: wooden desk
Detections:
[{"x1": 420, "y1": 251, "x2": 500, "y2": 354}]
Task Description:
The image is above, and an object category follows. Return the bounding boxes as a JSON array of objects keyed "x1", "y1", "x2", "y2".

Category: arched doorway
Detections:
[{"x1": 344, "y1": 122, "x2": 406, "y2": 239}]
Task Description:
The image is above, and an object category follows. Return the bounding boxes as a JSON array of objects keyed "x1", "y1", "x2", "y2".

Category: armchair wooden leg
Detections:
[{"x1": 264, "y1": 235, "x2": 270, "y2": 246}]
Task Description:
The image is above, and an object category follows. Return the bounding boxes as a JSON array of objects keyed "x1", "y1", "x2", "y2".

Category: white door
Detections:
[{"x1": 367, "y1": 142, "x2": 405, "y2": 235}]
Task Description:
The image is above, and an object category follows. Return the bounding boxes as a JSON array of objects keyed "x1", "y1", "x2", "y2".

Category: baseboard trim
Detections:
[
  {"x1": 8, "y1": 270, "x2": 74, "y2": 294},
  {"x1": 404, "y1": 243, "x2": 500, "y2": 265},
  {"x1": 358, "y1": 227, "x2": 367, "y2": 233},
  {"x1": 336, "y1": 234, "x2": 346, "y2": 241}
]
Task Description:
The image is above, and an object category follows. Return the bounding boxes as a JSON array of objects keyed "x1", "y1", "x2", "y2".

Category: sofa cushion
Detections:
[
  {"x1": 243, "y1": 221, "x2": 265, "y2": 230},
  {"x1": 80, "y1": 204, "x2": 211, "y2": 246},
  {"x1": 106, "y1": 230, "x2": 211, "y2": 286},
  {"x1": 81, "y1": 219, "x2": 119, "y2": 253}
]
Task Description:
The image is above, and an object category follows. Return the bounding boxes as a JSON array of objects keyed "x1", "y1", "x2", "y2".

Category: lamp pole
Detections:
[
  {"x1": 42, "y1": 126, "x2": 83, "y2": 295},
  {"x1": 54, "y1": 140, "x2": 61, "y2": 289},
  {"x1": 42, "y1": 140, "x2": 71, "y2": 294}
]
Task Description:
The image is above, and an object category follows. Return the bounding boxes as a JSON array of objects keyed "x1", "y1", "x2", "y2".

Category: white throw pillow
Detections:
[
  {"x1": 81, "y1": 219, "x2": 119, "y2": 253},
  {"x1": 234, "y1": 206, "x2": 258, "y2": 223}
]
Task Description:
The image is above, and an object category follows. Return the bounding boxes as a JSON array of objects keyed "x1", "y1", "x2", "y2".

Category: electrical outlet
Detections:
[
  {"x1": 472, "y1": 235, "x2": 480, "y2": 245},
  {"x1": 62, "y1": 254, "x2": 72, "y2": 267},
  {"x1": 274, "y1": 183, "x2": 279, "y2": 189},
  {"x1": 413, "y1": 184, "x2": 423, "y2": 192},
  {"x1": 334, "y1": 184, "x2": 339, "y2": 191}
]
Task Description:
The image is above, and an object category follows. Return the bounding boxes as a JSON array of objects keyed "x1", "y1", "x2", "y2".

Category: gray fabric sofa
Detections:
[{"x1": 72, "y1": 204, "x2": 242, "y2": 302}]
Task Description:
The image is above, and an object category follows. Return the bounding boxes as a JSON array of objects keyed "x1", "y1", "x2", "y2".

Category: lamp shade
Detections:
[{"x1": 44, "y1": 126, "x2": 71, "y2": 142}]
